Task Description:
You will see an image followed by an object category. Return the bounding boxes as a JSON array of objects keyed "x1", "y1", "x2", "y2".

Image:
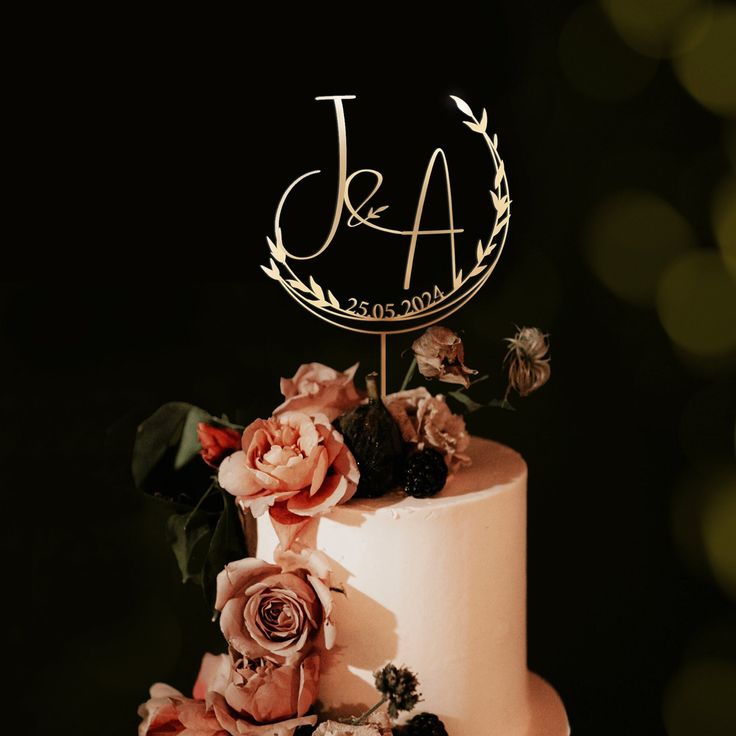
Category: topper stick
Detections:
[{"x1": 380, "y1": 332, "x2": 387, "y2": 399}]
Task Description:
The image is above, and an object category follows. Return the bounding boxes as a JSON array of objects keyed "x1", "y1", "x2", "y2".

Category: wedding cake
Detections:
[{"x1": 255, "y1": 436, "x2": 569, "y2": 735}]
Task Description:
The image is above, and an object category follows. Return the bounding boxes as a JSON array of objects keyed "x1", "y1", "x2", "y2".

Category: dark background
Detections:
[{"x1": 14, "y1": 2, "x2": 736, "y2": 734}]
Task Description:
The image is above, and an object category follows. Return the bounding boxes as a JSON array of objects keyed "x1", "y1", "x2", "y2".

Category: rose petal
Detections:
[
  {"x1": 297, "y1": 654, "x2": 321, "y2": 716},
  {"x1": 193, "y1": 653, "x2": 230, "y2": 700},
  {"x1": 215, "y1": 559, "x2": 279, "y2": 612},
  {"x1": 286, "y1": 474, "x2": 348, "y2": 517},
  {"x1": 219, "y1": 452, "x2": 275, "y2": 497}
]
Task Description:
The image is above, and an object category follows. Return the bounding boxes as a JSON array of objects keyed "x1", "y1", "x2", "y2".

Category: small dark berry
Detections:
[
  {"x1": 405, "y1": 712, "x2": 448, "y2": 736},
  {"x1": 403, "y1": 449, "x2": 448, "y2": 498}
]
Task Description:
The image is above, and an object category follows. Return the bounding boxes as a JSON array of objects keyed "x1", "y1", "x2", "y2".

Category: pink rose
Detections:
[
  {"x1": 385, "y1": 387, "x2": 471, "y2": 472},
  {"x1": 218, "y1": 411, "x2": 359, "y2": 523},
  {"x1": 139, "y1": 653, "x2": 318, "y2": 736},
  {"x1": 273, "y1": 362, "x2": 364, "y2": 421},
  {"x1": 198, "y1": 423, "x2": 243, "y2": 468},
  {"x1": 138, "y1": 683, "x2": 227, "y2": 736},
  {"x1": 215, "y1": 549, "x2": 335, "y2": 665},
  {"x1": 221, "y1": 651, "x2": 320, "y2": 724}
]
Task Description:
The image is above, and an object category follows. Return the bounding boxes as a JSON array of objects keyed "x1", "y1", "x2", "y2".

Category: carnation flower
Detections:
[
  {"x1": 385, "y1": 387, "x2": 470, "y2": 472},
  {"x1": 411, "y1": 326, "x2": 477, "y2": 388},
  {"x1": 503, "y1": 327, "x2": 550, "y2": 399}
]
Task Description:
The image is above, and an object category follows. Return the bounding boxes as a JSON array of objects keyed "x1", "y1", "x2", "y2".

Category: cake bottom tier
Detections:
[{"x1": 526, "y1": 673, "x2": 569, "y2": 736}]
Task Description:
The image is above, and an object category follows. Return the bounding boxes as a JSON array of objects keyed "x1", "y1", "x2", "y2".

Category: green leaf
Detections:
[
  {"x1": 174, "y1": 405, "x2": 213, "y2": 470},
  {"x1": 488, "y1": 398, "x2": 517, "y2": 411},
  {"x1": 132, "y1": 402, "x2": 213, "y2": 490},
  {"x1": 166, "y1": 510, "x2": 214, "y2": 586},
  {"x1": 448, "y1": 390, "x2": 484, "y2": 413},
  {"x1": 203, "y1": 490, "x2": 249, "y2": 613}
]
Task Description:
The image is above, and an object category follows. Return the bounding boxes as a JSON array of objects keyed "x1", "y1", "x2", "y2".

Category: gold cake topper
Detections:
[{"x1": 262, "y1": 94, "x2": 511, "y2": 394}]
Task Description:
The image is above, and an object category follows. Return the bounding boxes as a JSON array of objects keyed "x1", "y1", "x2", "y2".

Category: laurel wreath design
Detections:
[{"x1": 261, "y1": 96, "x2": 510, "y2": 320}]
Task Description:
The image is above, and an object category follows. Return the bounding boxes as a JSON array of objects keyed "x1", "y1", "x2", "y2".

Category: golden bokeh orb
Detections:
[
  {"x1": 711, "y1": 175, "x2": 736, "y2": 281},
  {"x1": 656, "y1": 250, "x2": 736, "y2": 356},
  {"x1": 674, "y1": 5, "x2": 736, "y2": 118},
  {"x1": 701, "y1": 471, "x2": 736, "y2": 600},
  {"x1": 663, "y1": 658, "x2": 736, "y2": 735},
  {"x1": 600, "y1": 0, "x2": 706, "y2": 58},
  {"x1": 560, "y1": 3, "x2": 659, "y2": 101},
  {"x1": 584, "y1": 190, "x2": 695, "y2": 305}
]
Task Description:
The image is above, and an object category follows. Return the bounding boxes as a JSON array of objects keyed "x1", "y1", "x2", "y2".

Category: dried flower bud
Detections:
[
  {"x1": 503, "y1": 327, "x2": 551, "y2": 399},
  {"x1": 374, "y1": 664, "x2": 420, "y2": 719},
  {"x1": 411, "y1": 326, "x2": 477, "y2": 388}
]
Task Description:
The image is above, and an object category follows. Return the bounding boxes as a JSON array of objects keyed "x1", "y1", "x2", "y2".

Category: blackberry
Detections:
[
  {"x1": 403, "y1": 712, "x2": 448, "y2": 736},
  {"x1": 403, "y1": 449, "x2": 448, "y2": 498}
]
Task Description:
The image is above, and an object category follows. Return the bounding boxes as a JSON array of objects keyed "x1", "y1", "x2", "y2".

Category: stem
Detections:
[
  {"x1": 469, "y1": 373, "x2": 489, "y2": 388},
  {"x1": 365, "y1": 372, "x2": 380, "y2": 402},
  {"x1": 185, "y1": 481, "x2": 216, "y2": 529},
  {"x1": 353, "y1": 696, "x2": 388, "y2": 725},
  {"x1": 399, "y1": 357, "x2": 417, "y2": 391}
]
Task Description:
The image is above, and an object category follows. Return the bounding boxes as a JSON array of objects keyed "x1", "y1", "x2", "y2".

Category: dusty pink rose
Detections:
[
  {"x1": 215, "y1": 549, "x2": 335, "y2": 666},
  {"x1": 412, "y1": 326, "x2": 477, "y2": 388},
  {"x1": 198, "y1": 423, "x2": 243, "y2": 468},
  {"x1": 138, "y1": 682, "x2": 227, "y2": 736},
  {"x1": 385, "y1": 387, "x2": 471, "y2": 472},
  {"x1": 194, "y1": 651, "x2": 319, "y2": 727},
  {"x1": 218, "y1": 411, "x2": 359, "y2": 522},
  {"x1": 273, "y1": 362, "x2": 364, "y2": 421},
  {"x1": 139, "y1": 652, "x2": 317, "y2": 736}
]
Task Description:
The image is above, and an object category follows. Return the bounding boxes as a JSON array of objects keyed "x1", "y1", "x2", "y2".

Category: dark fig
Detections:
[{"x1": 335, "y1": 372, "x2": 405, "y2": 498}]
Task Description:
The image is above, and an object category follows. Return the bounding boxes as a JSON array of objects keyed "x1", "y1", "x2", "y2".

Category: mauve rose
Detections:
[
  {"x1": 218, "y1": 411, "x2": 359, "y2": 522},
  {"x1": 198, "y1": 423, "x2": 242, "y2": 468},
  {"x1": 222, "y1": 651, "x2": 320, "y2": 724},
  {"x1": 215, "y1": 549, "x2": 335, "y2": 666},
  {"x1": 138, "y1": 683, "x2": 227, "y2": 736},
  {"x1": 411, "y1": 326, "x2": 477, "y2": 388},
  {"x1": 273, "y1": 362, "x2": 364, "y2": 421},
  {"x1": 139, "y1": 653, "x2": 317, "y2": 736},
  {"x1": 385, "y1": 387, "x2": 471, "y2": 472}
]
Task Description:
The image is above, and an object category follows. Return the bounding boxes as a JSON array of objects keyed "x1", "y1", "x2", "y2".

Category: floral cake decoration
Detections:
[{"x1": 134, "y1": 325, "x2": 550, "y2": 735}]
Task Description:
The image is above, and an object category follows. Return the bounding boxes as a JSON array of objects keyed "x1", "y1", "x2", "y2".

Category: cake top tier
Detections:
[{"x1": 333, "y1": 436, "x2": 527, "y2": 517}]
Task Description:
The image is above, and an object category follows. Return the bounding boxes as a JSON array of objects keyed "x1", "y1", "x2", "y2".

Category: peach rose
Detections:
[
  {"x1": 273, "y1": 362, "x2": 364, "y2": 421},
  {"x1": 385, "y1": 387, "x2": 471, "y2": 472},
  {"x1": 215, "y1": 550, "x2": 335, "y2": 666},
  {"x1": 218, "y1": 411, "x2": 359, "y2": 522}
]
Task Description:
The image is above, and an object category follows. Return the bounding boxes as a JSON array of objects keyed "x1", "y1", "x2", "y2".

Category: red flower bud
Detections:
[{"x1": 197, "y1": 422, "x2": 242, "y2": 468}]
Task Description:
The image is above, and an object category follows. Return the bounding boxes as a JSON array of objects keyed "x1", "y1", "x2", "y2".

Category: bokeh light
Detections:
[
  {"x1": 711, "y1": 175, "x2": 736, "y2": 281},
  {"x1": 656, "y1": 250, "x2": 736, "y2": 357},
  {"x1": 726, "y1": 124, "x2": 736, "y2": 172},
  {"x1": 560, "y1": 3, "x2": 659, "y2": 101},
  {"x1": 701, "y1": 470, "x2": 736, "y2": 600},
  {"x1": 599, "y1": 0, "x2": 707, "y2": 58},
  {"x1": 663, "y1": 658, "x2": 736, "y2": 735},
  {"x1": 584, "y1": 190, "x2": 695, "y2": 305},
  {"x1": 673, "y1": 5, "x2": 736, "y2": 119}
]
